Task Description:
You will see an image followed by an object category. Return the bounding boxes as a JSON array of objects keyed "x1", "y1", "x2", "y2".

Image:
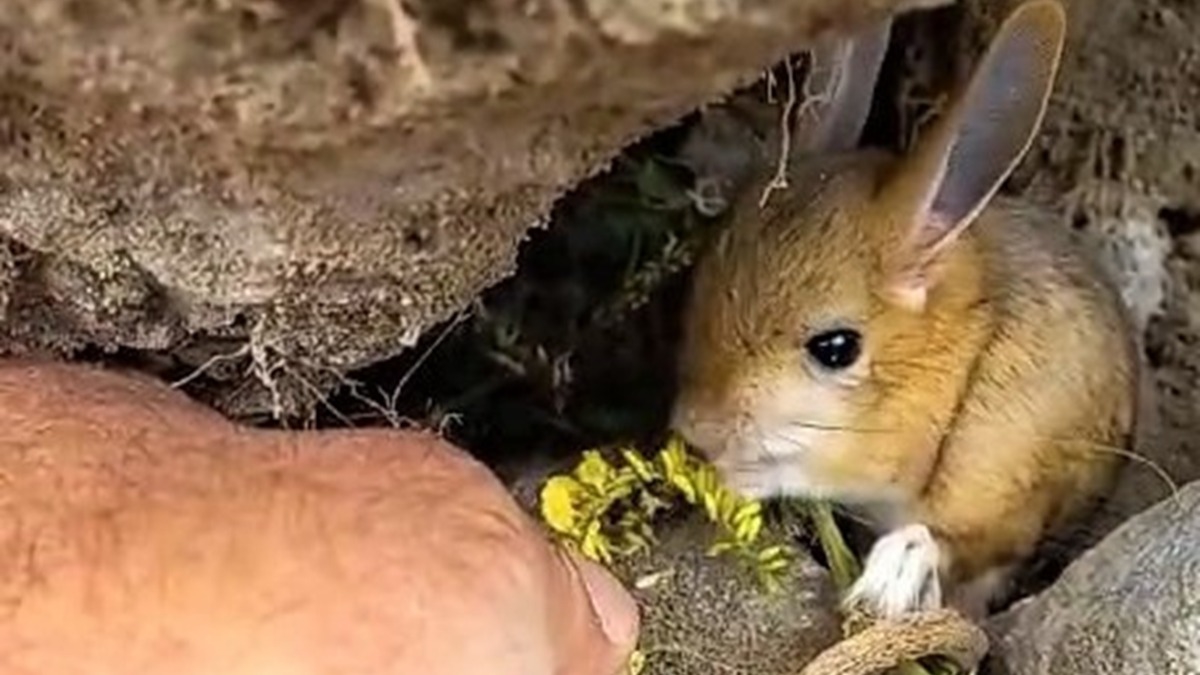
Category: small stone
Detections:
[
  {"x1": 987, "y1": 481, "x2": 1200, "y2": 675},
  {"x1": 610, "y1": 513, "x2": 843, "y2": 675}
]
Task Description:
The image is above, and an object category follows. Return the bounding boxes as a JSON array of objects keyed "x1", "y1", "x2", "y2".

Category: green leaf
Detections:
[
  {"x1": 732, "y1": 501, "x2": 763, "y2": 526},
  {"x1": 621, "y1": 447, "x2": 659, "y2": 482},
  {"x1": 735, "y1": 511, "x2": 763, "y2": 543},
  {"x1": 707, "y1": 540, "x2": 736, "y2": 557},
  {"x1": 759, "y1": 555, "x2": 791, "y2": 572},
  {"x1": 581, "y1": 520, "x2": 613, "y2": 564},
  {"x1": 627, "y1": 649, "x2": 647, "y2": 675},
  {"x1": 575, "y1": 450, "x2": 615, "y2": 492},
  {"x1": 669, "y1": 473, "x2": 698, "y2": 503},
  {"x1": 701, "y1": 491, "x2": 720, "y2": 522},
  {"x1": 635, "y1": 159, "x2": 685, "y2": 206},
  {"x1": 807, "y1": 500, "x2": 861, "y2": 592},
  {"x1": 756, "y1": 545, "x2": 789, "y2": 562},
  {"x1": 896, "y1": 661, "x2": 939, "y2": 675}
]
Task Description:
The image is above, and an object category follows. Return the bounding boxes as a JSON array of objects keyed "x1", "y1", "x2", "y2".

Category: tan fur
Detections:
[{"x1": 672, "y1": 0, "x2": 1137, "y2": 615}]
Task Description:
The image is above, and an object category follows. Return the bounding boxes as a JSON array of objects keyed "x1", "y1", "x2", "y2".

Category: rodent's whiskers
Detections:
[
  {"x1": 1020, "y1": 432, "x2": 1180, "y2": 501},
  {"x1": 1100, "y1": 447, "x2": 1180, "y2": 502},
  {"x1": 753, "y1": 421, "x2": 898, "y2": 462},
  {"x1": 917, "y1": 422, "x2": 1181, "y2": 500},
  {"x1": 729, "y1": 413, "x2": 1177, "y2": 502},
  {"x1": 772, "y1": 419, "x2": 905, "y2": 436},
  {"x1": 741, "y1": 418, "x2": 807, "y2": 464}
]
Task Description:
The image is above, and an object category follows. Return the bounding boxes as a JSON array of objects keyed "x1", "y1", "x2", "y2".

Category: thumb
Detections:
[
  {"x1": 552, "y1": 548, "x2": 640, "y2": 675},
  {"x1": 574, "y1": 554, "x2": 639, "y2": 651}
]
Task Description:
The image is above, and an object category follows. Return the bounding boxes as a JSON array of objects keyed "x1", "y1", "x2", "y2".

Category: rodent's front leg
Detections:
[
  {"x1": 842, "y1": 496, "x2": 1043, "y2": 619},
  {"x1": 843, "y1": 523, "x2": 945, "y2": 619}
]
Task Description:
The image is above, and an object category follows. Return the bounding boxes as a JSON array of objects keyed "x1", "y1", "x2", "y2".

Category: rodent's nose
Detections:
[
  {"x1": 668, "y1": 405, "x2": 697, "y2": 445},
  {"x1": 669, "y1": 397, "x2": 713, "y2": 435},
  {"x1": 668, "y1": 402, "x2": 694, "y2": 432},
  {"x1": 669, "y1": 400, "x2": 731, "y2": 460}
]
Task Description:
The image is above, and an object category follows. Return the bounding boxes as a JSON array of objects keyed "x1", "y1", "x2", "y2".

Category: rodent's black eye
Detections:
[{"x1": 805, "y1": 329, "x2": 862, "y2": 371}]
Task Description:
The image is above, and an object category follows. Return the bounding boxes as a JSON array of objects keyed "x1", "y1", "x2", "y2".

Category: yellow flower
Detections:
[
  {"x1": 540, "y1": 475, "x2": 582, "y2": 535},
  {"x1": 538, "y1": 433, "x2": 796, "y2": 594}
]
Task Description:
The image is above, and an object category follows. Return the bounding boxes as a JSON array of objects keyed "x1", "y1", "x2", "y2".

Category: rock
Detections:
[
  {"x1": 1080, "y1": 198, "x2": 1172, "y2": 338},
  {"x1": 0, "y1": 0, "x2": 949, "y2": 417},
  {"x1": 612, "y1": 513, "x2": 843, "y2": 675},
  {"x1": 986, "y1": 481, "x2": 1200, "y2": 675}
]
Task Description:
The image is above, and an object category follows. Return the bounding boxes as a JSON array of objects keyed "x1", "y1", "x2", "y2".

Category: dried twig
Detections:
[{"x1": 758, "y1": 57, "x2": 800, "y2": 209}]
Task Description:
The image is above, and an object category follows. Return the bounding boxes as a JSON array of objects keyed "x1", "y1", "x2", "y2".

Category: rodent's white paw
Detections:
[{"x1": 843, "y1": 523, "x2": 943, "y2": 619}]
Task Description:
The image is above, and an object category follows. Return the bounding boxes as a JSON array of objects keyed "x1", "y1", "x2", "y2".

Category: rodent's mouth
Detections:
[
  {"x1": 713, "y1": 452, "x2": 842, "y2": 501},
  {"x1": 711, "y1": 456, "x2": 789, "y2": 499},
  {"x1": 669, "y1": 417, "x2": 731, "y2": 461}
]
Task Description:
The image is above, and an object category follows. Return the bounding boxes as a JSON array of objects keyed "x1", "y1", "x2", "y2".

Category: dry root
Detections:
[{"x1": 800, "y1": 609, "x2": 988, "y2": 675}]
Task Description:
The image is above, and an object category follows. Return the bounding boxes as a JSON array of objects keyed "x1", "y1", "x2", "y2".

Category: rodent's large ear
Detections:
[
  {"x1": 882, "y1": 0, "x2": 1066, "y2": 296},
  {"x1": 794, "y1": 17, "x2": 893, "y2": 154},
  {"x1": 678, "y1": 19, "x2": 890, "y2": 216}
]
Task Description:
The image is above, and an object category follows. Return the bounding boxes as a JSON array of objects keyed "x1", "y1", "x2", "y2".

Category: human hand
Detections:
[{"x1": 0, "y1": 360, "x2": 638, "y2": 674}]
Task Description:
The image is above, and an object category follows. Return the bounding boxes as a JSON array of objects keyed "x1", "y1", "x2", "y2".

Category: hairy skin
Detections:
[{"x1": 0, "y1": 360, "x2": 637, "y2": 675}]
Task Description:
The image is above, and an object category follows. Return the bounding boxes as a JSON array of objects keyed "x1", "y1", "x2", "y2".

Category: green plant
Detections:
[
  {"x1": 539, "y1": 433, "x2": 793, "y2": 593},
  {"x1": 539, "y1": 435, "x2": 962, "y2": 675},
  {"x1": 539, "y1": 434, "x2": 795, "y2": 675}
]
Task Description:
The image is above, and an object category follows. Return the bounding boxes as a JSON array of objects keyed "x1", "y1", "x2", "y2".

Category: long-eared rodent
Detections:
[{"x1": 671, "y1": 0, "x2": 1138, "y2": 619}]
